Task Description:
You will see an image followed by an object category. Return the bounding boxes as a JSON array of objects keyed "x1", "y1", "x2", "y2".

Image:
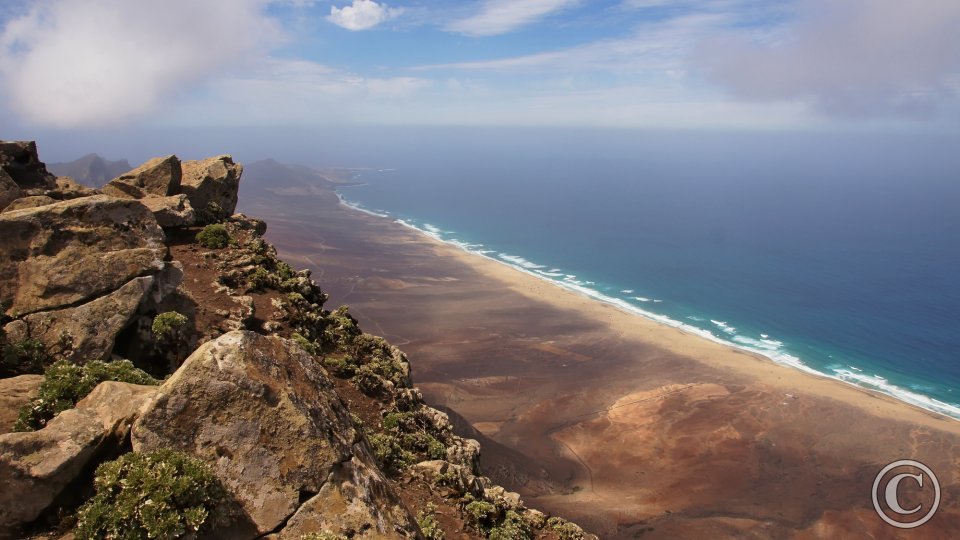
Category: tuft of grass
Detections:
[
  {"x1": 417, "y1": 503, "x2": 445, "y2": 540},
  {"x1": 14, "y1": 359, "x2": 158, "y2": 431},
  {"x1": 74, "y1": 449, "x2": 224, "y2": 540}
]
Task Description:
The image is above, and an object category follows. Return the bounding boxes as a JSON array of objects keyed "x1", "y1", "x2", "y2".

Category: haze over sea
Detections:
[{"x1": 331, "y1": 128, "x2": 960, "y2": 418}]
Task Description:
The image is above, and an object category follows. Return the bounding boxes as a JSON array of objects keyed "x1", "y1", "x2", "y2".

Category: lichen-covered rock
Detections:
[
  {"x1": 0, "y1": 141, "x2": 56, "y2": 191},
  {"x1": 0, "y1": 169, "x2": 22, "y2": 211},
  {"x1": 0, "y1": 375, "x2": 43, "y2": 433},
  {"x1": 280, "y1": 456, "x2": 416, "y2": 538},
  {"x1": 0, "y1": 381, "x2": 157, "y2": 537},
  {"x1": 102, "y1": 155, "x2": 181, "y2": 199},
  {"x1": 180, "y1": 155, "x2": 242, "y2": 221},
  {"x1": 0, "y1": 195, "x2": 166, "y2": 316},
  {"x1": 139, "y1": 194, "x2": 196, "y2": 228},
  {"x1": 4, "y1": 276, "x2": 156, "y2": 363},
  {"x1": 131, "y1": 331, "x2": 415, "y2": 537}
]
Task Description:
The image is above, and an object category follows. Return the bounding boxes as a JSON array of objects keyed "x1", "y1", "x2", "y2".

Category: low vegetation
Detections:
[
  {"x1": 14, "y1": 359, "x2": 158, "y2": 431},
  {"x1": 195, "y1": 223, "x2": 230, "y2": 249},
  {"x1": 151, "y1": 311, "x2": 188, "y2": 340},
  {"x1": 73, "y1": 449, "x2": 224, "y2": 540}
]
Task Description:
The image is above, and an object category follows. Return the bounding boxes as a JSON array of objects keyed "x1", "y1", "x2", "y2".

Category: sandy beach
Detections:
[{"x1": 241, "y1": 185, "x2": 960, "y2": 539}]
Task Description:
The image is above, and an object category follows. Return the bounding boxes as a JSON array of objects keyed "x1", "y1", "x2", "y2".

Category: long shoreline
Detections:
[{"x1": 336, "y1": 195, "x2": 960, "y2": 430}]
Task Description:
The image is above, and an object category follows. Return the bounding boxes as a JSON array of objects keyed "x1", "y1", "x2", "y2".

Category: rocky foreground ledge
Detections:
[{"x1": 0, "y1": 141, "x2": 594, "y2": 539}]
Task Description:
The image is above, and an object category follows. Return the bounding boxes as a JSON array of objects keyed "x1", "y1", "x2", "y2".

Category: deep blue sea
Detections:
[{"x1": 329, "y1": 128, "x2": 960, "y2": 418}]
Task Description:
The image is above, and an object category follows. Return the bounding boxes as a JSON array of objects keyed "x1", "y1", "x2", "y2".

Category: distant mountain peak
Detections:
[{"x1": 47, "y1": 153, "x2": 132, "y2": 188}]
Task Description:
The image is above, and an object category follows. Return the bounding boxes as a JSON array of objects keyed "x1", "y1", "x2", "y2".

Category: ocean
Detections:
[{"x1": 328, "y1": 128, "x2": 960, "y2": 419}]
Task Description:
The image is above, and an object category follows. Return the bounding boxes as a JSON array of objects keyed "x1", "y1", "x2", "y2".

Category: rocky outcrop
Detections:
[
  {"x1": 0, "y1": 382, "x2": 158, "y2": 537},
  {"x1": 4, "y1": 276, "x2": 156, "y2": 363},
  {"x1": 131, "y1": 331, "x2": 416, "y2": 537},
  {"x1": 102, "y1": 155, "x2": 181, "y2": 199},
  {"x1": 0, "y1": 195, "x2": 166, "y2": 317},
  {"x1": 0, "y1": 169, "x2": 22, "y2": 212},
  {"x1": 52, "y1": 176, "x2": 96, "y2": 200},
  {"x1": 0, "y1": 375, "x2": 43, "y2": 433},
  {"x1": 181, "y1": 155, "x2": 243, "y2": 220},
  {"x1": 139, "y1": 193, "x2": 196, "y2": 228},
  {"x1": 0, "y1": 141, "x2": 56, "y2": 192}
]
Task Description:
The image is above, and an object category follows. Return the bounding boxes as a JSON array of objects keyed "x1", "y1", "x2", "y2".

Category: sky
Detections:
[{"x1": 0, "y1": 0, "x2": 959, "y2": 151}]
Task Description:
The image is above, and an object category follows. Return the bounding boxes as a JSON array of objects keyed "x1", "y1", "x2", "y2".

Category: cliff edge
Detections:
[{"x1": 0, "y1": 141, "x2": 595, "y2": 540}]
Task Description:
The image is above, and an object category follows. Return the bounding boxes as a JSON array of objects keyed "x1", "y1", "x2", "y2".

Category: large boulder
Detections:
[
  {"x1": 0, "y1": 382, "x2": 158, "y2": 538},
  {"x1": 0, "y1": 195, "x2": 166, "y2": 317},
  {"x1": 0, "y1": 141, "x2": 56, "y2": 192},
  {"x1": 0, "y1": 169, "x2": 22, "y2": 211},
  {"x1": 3, "y1": 276, "x2": 156, "y2": 363},
  {"x1": 0, "y1": 375, "x2": 43, "y2": 434},
  {"x1": 180, "y1": 155, "x2": 242, "y2": 221},
  {"x1": 131, "y1": 331, "x2": 416, "y2": 537},
  {"x1": 1, "y1": 195, "x2": 55, "y2": 213},
  {"x1": 52, "y1": 176, "x2": 96, "y2": 200},
  {"x1": 102, "y1": 155, "x2": 182, "y2": 199},
  {"x1": 138, "y1": 194, "x2": 195, "y2": 228}
]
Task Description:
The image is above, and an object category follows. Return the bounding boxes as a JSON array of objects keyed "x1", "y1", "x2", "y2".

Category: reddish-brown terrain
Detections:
[{"x1": 239, "y1": 165, "x2": 960, "y2": 539}]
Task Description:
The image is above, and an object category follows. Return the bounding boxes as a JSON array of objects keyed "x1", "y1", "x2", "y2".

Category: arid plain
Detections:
[{"x1": 239, "y1": 168, "x2": 960, "y2": 539}]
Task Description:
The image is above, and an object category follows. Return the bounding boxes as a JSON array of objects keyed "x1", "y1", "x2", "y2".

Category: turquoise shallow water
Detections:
[{"x1": 330, "y1": 130, "x2": 960, "y2": 419}]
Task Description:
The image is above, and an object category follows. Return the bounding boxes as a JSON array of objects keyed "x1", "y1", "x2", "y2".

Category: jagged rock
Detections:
[
  {"x1": 102, "y1": 155, "x2": 181, "y2": 199},
  {"x1": 138, "y1": 194, "x2": 195, "y2": 228},
  {"x1": 52, "y1": 176, "x2": 96, "y2": 200},
  {"x1": 1, "y1": 195, "x2": 55, "y2": 213},
  {"x1": 231, "y1": 213, "x2": 267, "y2": 236},
  {"x1": 0, "y1": 169, "x2": 22, "y2": 211},
  {"x1": 0, "y1": 382, "x2": 157, "y2": 537},
  {"x1": 4, "y1": 276, "x2": 156, "y2": 363},
  {"x1": 180, "y1": 155, "x2": 242, "y2": 221},
  {"x1": 0, "y1": 195, "x2": 166, "y2": 317},
  {"x1": 446, "y1": 437, "x2": 481, "y2": 470},
  {"x1": 0, "y1": 375, "x2": 43, "y2": 433},
  {"x1": 0, "y1": 141, "x2": 56, "y2": 191},
  {"x1": 280, "y1": 456, "x2": 416, "y2": 538},
  {"x1": 131, "y1": 331, "x2": 414, "y2": 537}
]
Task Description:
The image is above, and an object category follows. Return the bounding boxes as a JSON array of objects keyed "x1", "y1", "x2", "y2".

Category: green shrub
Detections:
[
  {"x1": 547, "y1": 517, "x2": 586, "y2": 540},
  {"x1": 489, "y1": 511, "x2": 533, "y2": 540},
  {"x1": 464, "y1": 500, "x2": 498, "y2": 532},
  {"x1": 14, "y1": 359, "x2": 158, "y2": 431},
  {"x1": 291, "y1": 332, "x2": 319, "y2": 355},
  {"x1": 368, "y1": 432, "x2": 415, "y2": 475},
  {"x1": 353, "y1": 365, "x2": 389, "y2": 397},
  {"x1": 195, "y1": 224, "x2": 230, "y2": 249},
  {"x1": 74, "y1": 449, "x2": 224, "y2": 540},
  {"x1": 276, "y1": 261, "x2": 296, "y2": 281},
  {"x1": 152, "y1": 311, "x2": 188, "y2": 340},
  {"x1": 417, "y1": 504, "x2": 445, "y2": 540},
  {"x1": 1, "y1": 337, "x2": 48, "y2": 375},
  {"x1": 247, "y1": 266, "x2": 274, "y2": 292},
  {"x1": 198, "y1": 201, "x2": 228, "y2": 224},
  {"x1": 323, "y1": 356, "x2": 357, "y2": 378}
]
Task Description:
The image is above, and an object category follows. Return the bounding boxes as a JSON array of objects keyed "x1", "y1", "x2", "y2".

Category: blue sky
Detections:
[{"x1": 1, "y1": 0, "x2": 959, "y2": 132}]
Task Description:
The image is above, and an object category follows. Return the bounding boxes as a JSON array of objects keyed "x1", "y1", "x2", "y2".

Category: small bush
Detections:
[
  {"x1": 152, "y1": 311, "x2": 188, "y2": 340},
  {"x1": 489, "y1": 511, "x2": 533, "y2": 540},
  {"x1": 247, "y1": 266, "x2": 274, "y2": 292},
  {"x1": 464, "y1": 500, "x2": 498, "y2": 532},
  {"x1": 368, "y1": 432, "x2": 415, "y2": 475},
  {"x1": 323, "y1": 356, "x2": 357, "y2": 378},
  {"x1": 198, "y1": 201, "x2": 229, "y2": 224},
  {"x1": 291, "y1": 332, "x2": 319, "y2": 355},
  {"x1": 74, "y1": 449, "x2": 224, "y2": 540},
  {"x1": 548, "y1": 517, "x2": 586, "y2": 540},
  {"x1": 1, "y1": 337, "x2": 48, "y2": 375},
  {"x1": 300, "y1": 533, "x2": 348, "y2": 540},
  {"x1": 195, "y1": 224, "x2": 230, "y2": 249},
  {"x1": 417, "y1": 504, "x2": 445, "y2": 540},
  {"x1": 14, "y1": 359, "x2": 158, "y2": 431},
  {"x1": 353, "y1": 365, "x2": 389, "y2": 397}
]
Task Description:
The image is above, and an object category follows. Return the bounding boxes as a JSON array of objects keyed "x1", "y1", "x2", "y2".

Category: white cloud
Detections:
[
  {"x1": 695, "y1": 0, "x2": 960, "y2": 117},
  {"x1": 0, "y1": 0, "x2": 281, "y2": 128},
  {"x1": 446, "y1": 0, "x2": 579, "y2": 37},
  {"x1": 327, "y1": 0, "x2": 401, "y2": 31}
]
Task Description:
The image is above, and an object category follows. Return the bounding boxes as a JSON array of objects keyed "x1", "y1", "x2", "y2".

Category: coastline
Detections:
[
  {"x1": 341, "y1": 197, "x2": 960, "y2": 426},
  {"x1": 247, "y1": 186, "x2": 960, "y2": 538}
]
